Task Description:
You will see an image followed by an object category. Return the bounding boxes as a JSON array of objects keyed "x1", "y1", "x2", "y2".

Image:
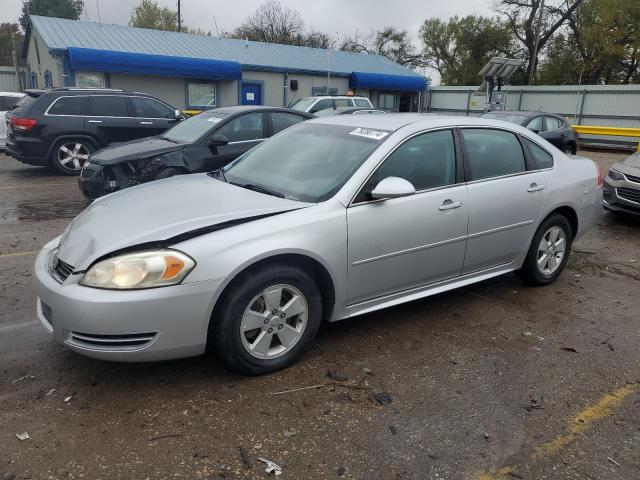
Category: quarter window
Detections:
[
  {"x1": 524, "y1": 138, "x2": 554, "y2": 169},
  {"x1": 461, "y1": 129, "x2": 526, "y2": 181},
  {"x1": 87, "y1": 96, "x2": 129, "y2": 117},
  {"x1": 358, "y1": 129, "x2": 456, "y2": 202},
  {"x1": 217, "y1": 113, "x2": 264, "y2": 142},
  {"x1": 354, "y1": 98, "x2": 371, "y2": 107},
  {"x1": 188, "y1": 82, "x2": 216, "y2": 109},
  {"x1": 271, "y1": 112, "x2": 306, "y2": 135},
  {"x1": 131, "y1": 97, "x2": 174, "y2": 119},
  {"x1": 47, "y1": 96, "x2": 87, "y2": 116}
]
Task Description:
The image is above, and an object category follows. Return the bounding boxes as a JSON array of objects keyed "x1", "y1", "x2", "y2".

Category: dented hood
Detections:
[
  {"x1": 90, "y1": 137, "x2": 185, "y2": 165},
  {"x1": 57, "y1": 174, "x2": 309, "y2": 270}
]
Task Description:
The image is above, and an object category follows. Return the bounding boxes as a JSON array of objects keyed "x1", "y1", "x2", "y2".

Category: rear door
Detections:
[
  {"x1": 84, "y1": 95, "x2": 136, "y2": 146},
  {"x1": 268, "y1": 111, "x2": 309, "y2": 137},
  {"x1": 460, "y1": 128, "x2": 547, "y2": 274},
  {"x1": 129, "y1": 96, "x2": 178, "y2": 137}
]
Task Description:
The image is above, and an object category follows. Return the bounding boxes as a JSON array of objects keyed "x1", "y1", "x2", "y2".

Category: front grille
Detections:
[
  {"x1": 617, "y1": 187, "x2": 640, "y2": 204},
  {"x1": 67, "y1": 331, "x2": 157, "y2": 351},
  {"x1": 51, "y1": 256, "x2": 74, "y2": 283},
  {"x1": 625, "y1": 173, "x2": 640, "y2": 184}
]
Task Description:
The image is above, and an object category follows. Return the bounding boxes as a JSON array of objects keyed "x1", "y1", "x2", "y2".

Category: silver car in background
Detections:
[
  {"x1": 603, "y1": 152, "x2": 640, "y2": 216},
  {"x1": 0, "y1": 91, "x2": 25, "y2": 150},
  {"x1": 34, "y1": 115, "x2": 603, "y2": 375}
]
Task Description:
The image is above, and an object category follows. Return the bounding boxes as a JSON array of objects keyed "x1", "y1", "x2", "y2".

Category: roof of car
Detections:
[
  {"x1": 310, "y1": 113, "x2": 534, "y2": 132},
  {"x1": 0, "y1": 91, "x2": 25, "y2": 97},
  {"x1": 484, "y1": 110, "x2": 562, "y2": 118}
]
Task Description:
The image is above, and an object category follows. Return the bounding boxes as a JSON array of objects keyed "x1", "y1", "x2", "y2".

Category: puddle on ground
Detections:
[{"x1": 0, "y1": 200, "x2": 85, "y2": 225}]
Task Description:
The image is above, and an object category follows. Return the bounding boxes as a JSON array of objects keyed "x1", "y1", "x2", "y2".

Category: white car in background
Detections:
[
  {"x1": 0, "y1": 91, "x2": 25, "y2": 150},
  {"x1": 291, "y1": 95, "x2": 373, "y2": 114}
]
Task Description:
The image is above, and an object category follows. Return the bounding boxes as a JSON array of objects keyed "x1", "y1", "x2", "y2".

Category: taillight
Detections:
[
  {"x1": 596, "y1": 163, "x2": 603, "y2": 189},
  {"x1": 10, "y1": 117, "x2": 37, "y2": 132}
]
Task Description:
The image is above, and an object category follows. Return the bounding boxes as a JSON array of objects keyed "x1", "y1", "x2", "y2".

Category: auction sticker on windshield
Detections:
[
  {"x1": 207, "y1": 117, "x2": 223, "y2": 123},
  {"x1": 349, "y1": 128, "x2": 389, "y2": 140}
]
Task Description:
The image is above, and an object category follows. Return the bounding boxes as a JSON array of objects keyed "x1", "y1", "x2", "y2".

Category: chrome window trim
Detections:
[
  {"x1": 45, "y1": 95, "x2": 175, "y2": 120},
  {"x1": 227, "y1": 138, "x2": 266, "y2": 145},
  {"x1": 348, "y1": 127, "x2": 460, "y2": 207}
]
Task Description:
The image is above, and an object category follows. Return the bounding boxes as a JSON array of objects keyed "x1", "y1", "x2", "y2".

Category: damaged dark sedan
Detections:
[{"x1": 78, "y1": 106, "x2": 313, "y2": 201}]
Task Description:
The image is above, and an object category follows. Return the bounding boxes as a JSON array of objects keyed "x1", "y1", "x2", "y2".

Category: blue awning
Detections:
[
  {"x1": 67, "y1": 47, "x2": 242, "y2": 80},
  {"x1": 350, "y1": 72, "x2": 427, "y2": 91}
]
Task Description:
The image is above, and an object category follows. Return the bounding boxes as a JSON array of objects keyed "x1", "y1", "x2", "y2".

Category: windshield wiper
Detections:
[{"x1": 231, "y1": 182, "x2": 285, "y2": 198}]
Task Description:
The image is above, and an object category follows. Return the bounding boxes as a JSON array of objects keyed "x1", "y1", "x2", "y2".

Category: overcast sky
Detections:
[{"x1": 1, "y1": 0, "x2": 493, "y2": 83}]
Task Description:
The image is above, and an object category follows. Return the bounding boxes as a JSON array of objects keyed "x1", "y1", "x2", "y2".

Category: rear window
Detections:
[
  {"x1": 481, "y1": 113, "x2": 528, "y2": 125},
  {"x1": 48, "y1": 96, "x2": 88, "y2": 116},
  {"x1": 10, "y1": 95, "x2": 36, "y2": 114},
  {"x1": 354, "y1": 98, "x2": 371, "y2": 107},
  {"x1": 88, "y1": 96, "x2": 129, "y2": 117}
]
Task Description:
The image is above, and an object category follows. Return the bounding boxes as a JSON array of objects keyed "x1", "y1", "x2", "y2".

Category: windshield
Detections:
[
  {"x1": 223, "y1": 123, "x2": 388, "y2": 202},
  {"x1": 481, "y1": 113, "x2": 528, "y2": 125},
  {"x1": 290, "y1": 97, "x2": 316, "y2": 112},
  {"x1": 160, "y1": 112, "x2": 228, "y2": 143}
]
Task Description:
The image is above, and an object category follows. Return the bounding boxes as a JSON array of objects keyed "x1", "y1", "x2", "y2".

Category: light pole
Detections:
[{"x1": 177, "y1": 0, "x2": 181, "y2": 32}]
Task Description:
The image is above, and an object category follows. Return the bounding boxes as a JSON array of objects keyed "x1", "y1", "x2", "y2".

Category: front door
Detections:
[
  {"x1": 129, "y1": 96, "x2": 178, "y2": 138},
  {"x1": 241, "y1": 83, "x2": 262, "y2": 105},
  {"x1": 347, "y1": 129, "x2": 468, "y2": 304},
  {"x1": 460, "y1": 128, "x2": 547, "y2": 274}
]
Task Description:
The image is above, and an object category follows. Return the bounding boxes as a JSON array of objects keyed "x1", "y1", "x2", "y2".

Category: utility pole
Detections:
[
  {"x1": 177, "y1": 0, "x2": 181, "y2": 32},
  {"x1": 528, "y1": 0, "x2": 546, "y2": 84}
]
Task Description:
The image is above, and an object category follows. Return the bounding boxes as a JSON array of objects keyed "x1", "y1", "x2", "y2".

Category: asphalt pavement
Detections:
[{"x1": 1, "y1": 151, "x2": 639, "y2": 480}]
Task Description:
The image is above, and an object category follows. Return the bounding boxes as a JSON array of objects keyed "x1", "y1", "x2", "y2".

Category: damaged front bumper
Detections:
[{"x1": 78, "y1": 162, "x2": 142, "y2": 201}]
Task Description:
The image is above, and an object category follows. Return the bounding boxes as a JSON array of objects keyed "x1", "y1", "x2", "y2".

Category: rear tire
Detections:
[
  {"x1": 517, "y1": 214, "x2": 573, "y2": 286},
  {"x1": 563, "y1": 143, "x2": 577, "y2": 155},
  {"x1": 209, "y1": 264, "x2": 322, "y2": 375},
  {"x1": 51, "y1": 139, "x2": 94, "y2": 175},
  {"x1": 153, "y1": 166, "x2": 187, "y2": 180}
]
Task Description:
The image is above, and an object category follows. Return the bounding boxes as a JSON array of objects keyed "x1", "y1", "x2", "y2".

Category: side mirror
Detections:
[
  {"x1": 370, "y1": 176, "x2": 416, "y2": 200},
  {"x1": 174, "y1": 109, "x2": 182, "y2": 119},
  {"x1": 209, "y1": 134, "x2": 229, "y2": 147}
]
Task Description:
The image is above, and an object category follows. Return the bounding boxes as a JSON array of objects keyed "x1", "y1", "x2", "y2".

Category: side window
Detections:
[
  {"x1": 88, "y1": 96, "x2": 129, "y2": 117},
  {"x1": 47, "y1": 96, "x2": 88, "y2": 116},
  {"x1": 357, "y1": 130, "x2": 456, "y2": 202},
  {"x1": 545, "y1": 116, "x2": 563, "y2": 131},
  {"x1": 524, "y1": 138, "x2": 554, "y2": 169},
  {"x1": 271, "y1": 112, "x2": 306, "y2": 135},
  {"x1": 354, "y1": 98, "x2": 371, "y2": 107},
  {"x1": 310, "y1": 99, "x2": 332, "y2": 113},
  {"x1": 131, "y1": 97, "x2": 174, "y2": 119},
  {"x1": 334, "y1": 99, "x2": 351, "y2": 108},
  {"x1": 526, "y1": 116, "x2": 543, "y2": 132},
  {"x1": 461, "y1": 129, "x2": 526, "y2": 181},
  {"x1": 217, "y1": 113, "x2": 265, "y2": 142}
]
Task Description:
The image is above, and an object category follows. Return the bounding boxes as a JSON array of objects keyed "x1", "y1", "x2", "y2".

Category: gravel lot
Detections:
[{"x1": 1, "y1": 150, "x2": 639, "y2": 480}]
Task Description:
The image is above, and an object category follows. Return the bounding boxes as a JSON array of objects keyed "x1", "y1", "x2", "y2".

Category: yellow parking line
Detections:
[
  {"x1": 0, "y1": 250, "x2": 39, "y2": 258},
  {"x1": 476, "y1": 384, "x2": 638, "y2": 479}
]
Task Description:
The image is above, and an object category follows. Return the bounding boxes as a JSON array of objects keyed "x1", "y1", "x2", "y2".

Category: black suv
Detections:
[{"x1": 5, "y1": 88, "x2": 182, "y2": 175}]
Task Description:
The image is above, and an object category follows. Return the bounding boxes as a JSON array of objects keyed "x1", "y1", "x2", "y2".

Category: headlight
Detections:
[
  {"x1": 80, "y1": 250, "x2": 195, "y2": 289},
  {"x1": 608, "y1": 169, "x2": 625, "y2": 181}
]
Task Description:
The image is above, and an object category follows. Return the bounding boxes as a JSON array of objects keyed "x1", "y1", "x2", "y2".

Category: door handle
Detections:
[
  {"x1": 140, "y1": 121, "x2": 154, "y2": 125},
  {"x1": 527, "y1": 183, "x2": 545, "y2": 193},
  {"x1": 87, "y1": 120, "x2": 102, "y2": 124},
  {"x1": 439, "y1": 200, "x2": 462, "y2": 211}
]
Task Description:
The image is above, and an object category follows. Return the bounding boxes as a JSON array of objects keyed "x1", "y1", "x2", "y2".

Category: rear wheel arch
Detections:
[{"x1": 546, "y1": 206, "x2": 578, "y2": 239}]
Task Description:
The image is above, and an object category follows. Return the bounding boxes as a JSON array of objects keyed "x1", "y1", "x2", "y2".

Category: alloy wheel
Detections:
[
  {"x1": 537, "y1": 226, "x2": 567, "y2": 275},
  {"x1": 57, "y1": 142, "x2": 90, "y2": 171},
  {"x1": 239, "y1": 284, "x2": 308, "y2": 360}
]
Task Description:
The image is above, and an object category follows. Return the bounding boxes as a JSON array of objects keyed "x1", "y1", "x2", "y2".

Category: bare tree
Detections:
[
  {"x1": 494, "y1": 0, "x2": 585, "y2": 83},
  {"x1": 341, "y1": 27, "x2": 423, "y2": 68}
]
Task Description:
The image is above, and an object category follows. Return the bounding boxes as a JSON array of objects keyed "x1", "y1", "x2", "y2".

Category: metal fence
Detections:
[
  {"x1": 0, "y1": 67, "x2": 19, "y2": 92},
  {"x1": 426, "y1": 84, "x2": 640, "y2": 149}
]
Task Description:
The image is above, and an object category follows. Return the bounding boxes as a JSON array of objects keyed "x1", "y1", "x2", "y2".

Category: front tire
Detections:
[
  {"x1": 210, "y1": 264, "x2": 322, "y2": 375},
  {"x1": 51, "y1": 139, "x2": 94, "y2": 175},
  {"x1": 517, "y1": 214, "x2": 573, "y2": 286}
]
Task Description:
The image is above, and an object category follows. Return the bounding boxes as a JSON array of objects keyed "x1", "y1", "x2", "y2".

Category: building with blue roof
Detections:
[{"x1": 23, "y1": 15, "x2": 428, "y2": 111}]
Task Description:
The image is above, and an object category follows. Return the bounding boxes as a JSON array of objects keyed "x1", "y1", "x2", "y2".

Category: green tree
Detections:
[
  {"x1": 130, "y1": 0, "x2": 179, "y2": 32},
  {"x1": 0, "y1": 23, "x2": 23, "y2": 66},
  {"x1": 420, "y1": 15, "x2": 515, "y2": 85},
  {"x1": 20, "y1": 0, "x2": 84, "y2": 31},
  {"x1": 341, "y1": 27, "x2": 423, "y2": 68}
]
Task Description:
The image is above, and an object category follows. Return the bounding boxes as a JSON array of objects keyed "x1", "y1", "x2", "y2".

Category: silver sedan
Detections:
[{"x1": 34, "y1": 115, "x2": 603, "y2": 375}]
